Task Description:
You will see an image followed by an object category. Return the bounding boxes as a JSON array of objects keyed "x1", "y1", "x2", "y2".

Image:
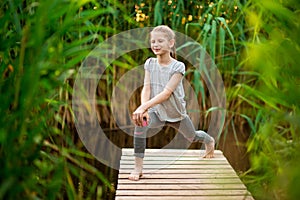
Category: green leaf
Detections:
[
  {"x1": 216, "y1": 17, "x2": 236, "y2": 53},
  {"x1": 240, "y1": 114, "x2": 256, "y2": 134},
  {"x1": 154, "y1": 1, "x2": 162, "y2": 25},
  {"x1": 219, "y1": 26, "x2": 225, "y2": 56},
  {"x1": 210, "y1": 20, "x2": 217, "y2": 60}
]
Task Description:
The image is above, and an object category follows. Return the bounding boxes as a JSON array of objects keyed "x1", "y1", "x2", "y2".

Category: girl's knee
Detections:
[{"x1": 134, "y1": 131, "x2": 144, "y2": 135}]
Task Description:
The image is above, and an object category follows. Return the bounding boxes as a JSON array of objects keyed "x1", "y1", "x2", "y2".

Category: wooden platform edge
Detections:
[{"x1": 116, "y1": 148, "x2": 254, "y2": 200}]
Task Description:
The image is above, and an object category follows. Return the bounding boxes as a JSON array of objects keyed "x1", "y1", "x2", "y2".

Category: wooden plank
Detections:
[
  {"x1": 119, "y1": 169, "x2": 238, "y2": 174},
  {"x1": 115, "y1": 149, "x2": 254, "y2": 200},
  {"x1": 118, "y1": 173, "x2": 239, "y2": 179},
  {"x1": 121, "y1": 155, "x2": 228, "y2": 163},
  {"x1": 116, "y1": 196, "x2": 254, "y2": 200},
  {"x1": 120, "y1": 159, "x2": 229, "y2": 165},
  {"x1": 118, "y1": 178, "x2": 243, "y2": 184},
  {"x1": 116, "y1": 189, "x2": 252, "y2": 196},
  {"x1": 120, "y1": 164, "x2": 232, "y2": 169},
  {"x1": 117, "y1": 183, "x2": 247, "y2": 190}
]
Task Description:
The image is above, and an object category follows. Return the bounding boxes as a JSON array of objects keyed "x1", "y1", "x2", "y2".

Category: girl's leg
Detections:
[
  {"x1": 133, "y1": 126, "x2": 148, "y2": 159},
  {"x1": 129, "y1": 112, "x2": 165, "y2": 181},
  {"x1": 195, "y1": 130, "x2": 215, "y2": 158},
  {"x1": 169, "y1": 116, "x2": 215, "y2": 158},
  {"x1": 128, "y1": 126, "x2": 147, "y2": 181},
  {"x1": 133, "y1": 112, "x2": 165, "y2": 158}
]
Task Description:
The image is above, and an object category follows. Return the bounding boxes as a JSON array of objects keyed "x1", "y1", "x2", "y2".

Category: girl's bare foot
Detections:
[
  {"x1": 128, "y1": 156, "x2": 143, "y2": 181},
  {"x1": 128, "y1": 171, "x2": 143, "y2": 181},
  {"x1": 203, "y1": 137, "x2": 215, "y2": 158}
]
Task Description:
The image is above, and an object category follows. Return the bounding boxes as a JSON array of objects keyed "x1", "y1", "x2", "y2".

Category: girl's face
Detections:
[{"x1": 150, "y1": 31, "x2": 174, "y2": 56}]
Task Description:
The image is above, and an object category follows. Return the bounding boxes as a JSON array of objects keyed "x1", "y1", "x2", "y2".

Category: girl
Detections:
[{"x1": 129, "y1": 25, "x2": 215, "y2": 181}]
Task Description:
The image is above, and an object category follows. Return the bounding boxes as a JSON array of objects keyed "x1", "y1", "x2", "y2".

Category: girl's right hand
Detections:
[
  {"x1": 132, "y1": 106, "x2": 146, "y2": 126},
  {"x1": 142, "y1": 112, "x2": 149, "y2": 127}
]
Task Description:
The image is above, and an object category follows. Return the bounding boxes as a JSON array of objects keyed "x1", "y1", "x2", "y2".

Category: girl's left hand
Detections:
[{"x1": 132, "y1": 106, "x2": 146, "y2": 126}]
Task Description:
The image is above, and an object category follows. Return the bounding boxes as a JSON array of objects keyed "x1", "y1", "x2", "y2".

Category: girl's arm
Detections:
[
  {"x1": 132, "y1": 72, "x2": 183, "y2": 126},
  {"x1": 141, "y1": 70, "x2": 151, "y2": 104}
]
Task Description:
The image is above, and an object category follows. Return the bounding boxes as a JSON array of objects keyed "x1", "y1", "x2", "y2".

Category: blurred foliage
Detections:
[
  {"x1": 237, "y1": 1, "x2": 300, "y2": 199},
  {"x1": 0, "y1": 0, "x2": 299, "y2": 199},
  {"x1": 0, "y1": 0, "x2": 126, "y2": 199}
]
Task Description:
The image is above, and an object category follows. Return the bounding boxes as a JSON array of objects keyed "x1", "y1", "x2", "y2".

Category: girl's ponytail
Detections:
[{"x1": 171, "y1": 44, "x2": 177, "y2": 59}]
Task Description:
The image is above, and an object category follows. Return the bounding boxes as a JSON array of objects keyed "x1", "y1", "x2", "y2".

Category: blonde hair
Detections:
[{"x1": 151, "y1": 25, "x2": 176, "y2": 59}]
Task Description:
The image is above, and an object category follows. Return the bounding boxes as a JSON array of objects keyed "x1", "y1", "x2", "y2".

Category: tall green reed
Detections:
[
  {"x1": 236, "y1": 0, "x2": 300, "y2": 199},
  {"x1": 0, "y1": 0, "x2": 128, "y2": 199}
]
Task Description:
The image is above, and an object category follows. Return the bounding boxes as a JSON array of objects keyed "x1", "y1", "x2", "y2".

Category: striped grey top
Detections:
[{"x1": 144, "y1": 57, "x2": 187, "y2": 122}]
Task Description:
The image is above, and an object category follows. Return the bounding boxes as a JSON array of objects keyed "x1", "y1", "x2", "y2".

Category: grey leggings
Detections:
[{"x1": 134, "y1": 112, "x2": 213, "y2": 158}]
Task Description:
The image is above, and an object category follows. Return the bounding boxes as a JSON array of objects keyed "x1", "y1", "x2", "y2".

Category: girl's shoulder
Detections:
[
  {"x1": 173, "y1": 59, "x2": 185, "y2": 67},
  {"x1": 171, "y1": 59, "x2": 185, "y2": 75},
  {"x1": 144, "y1": 57, "x2": 157, "y2": 68},
  {"x1": 145, "y1": 57, "x2": 157, "y2": 64}
]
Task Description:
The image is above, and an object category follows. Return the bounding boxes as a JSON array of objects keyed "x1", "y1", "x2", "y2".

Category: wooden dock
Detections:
[{"x1": 116, "y1": 148, "x2": 254, "y2": 200}]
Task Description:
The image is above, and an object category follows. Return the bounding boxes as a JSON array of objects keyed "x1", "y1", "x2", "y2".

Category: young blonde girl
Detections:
[{"x1": 130, "y1": 25, "x2": 215, "y2": 181}]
